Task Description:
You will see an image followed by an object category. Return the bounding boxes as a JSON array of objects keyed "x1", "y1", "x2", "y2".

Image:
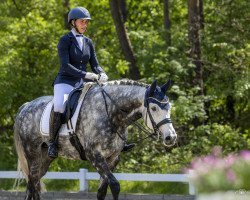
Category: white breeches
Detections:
[{"x1": 53, "y1": 84, "x2": 74, "y2": 113}]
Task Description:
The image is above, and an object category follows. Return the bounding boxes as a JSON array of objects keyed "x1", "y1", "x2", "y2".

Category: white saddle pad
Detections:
[{"x1": 40, "y1": 83, "x2": 93, "y2": 136}]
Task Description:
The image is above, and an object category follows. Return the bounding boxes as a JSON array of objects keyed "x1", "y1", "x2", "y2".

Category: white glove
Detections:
[
  {"x1": 85, "y1": 72, "x2": 99, "y2": 81},
  {"x1": 98, "y1": 73, "x2": 109, "y2": 83}
]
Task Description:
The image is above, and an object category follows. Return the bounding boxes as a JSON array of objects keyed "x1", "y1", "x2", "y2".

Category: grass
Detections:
[
  {"x1": 1, "y1": 179, "x2": 189, "y2": 195},
  {"x1": 0, "y1": 179, "x2": 189, "y2": 195}
]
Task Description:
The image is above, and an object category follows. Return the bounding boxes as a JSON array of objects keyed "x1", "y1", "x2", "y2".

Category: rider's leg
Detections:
[
  {"x1": 48, "y1": 83, "x2": 74, "y2": 158},
  {"x1": 48, "y1": 110, "x2": 62, "y2": 158}
]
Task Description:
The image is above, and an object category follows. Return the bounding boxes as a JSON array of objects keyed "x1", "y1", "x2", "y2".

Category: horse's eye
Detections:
[{"x1": 151, "y1": 106, "x2": 157, "y2": 111}]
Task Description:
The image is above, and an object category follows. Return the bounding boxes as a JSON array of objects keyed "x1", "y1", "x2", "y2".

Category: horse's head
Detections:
[{"x1": 142, "y1": 80, "x2": 177, "y2": 146}]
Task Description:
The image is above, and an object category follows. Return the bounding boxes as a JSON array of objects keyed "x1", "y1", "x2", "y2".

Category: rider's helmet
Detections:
[{"x1": 68, "y1": 7, "x2": 91, "y2": 24}]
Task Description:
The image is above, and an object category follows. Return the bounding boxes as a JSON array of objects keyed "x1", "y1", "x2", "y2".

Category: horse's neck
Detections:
[{"x1": 105, "y1": 84, "x2": 146, "y2": 124}]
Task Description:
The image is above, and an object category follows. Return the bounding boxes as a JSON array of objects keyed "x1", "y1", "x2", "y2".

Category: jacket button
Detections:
[{"x1": 80, "y1": 61, "x2": 82, "y2": 63}]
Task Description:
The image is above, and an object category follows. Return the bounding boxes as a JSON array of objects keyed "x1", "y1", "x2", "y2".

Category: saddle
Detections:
[
  {"x1": 61, "y1": 83, "x2": 84, "y2": 124},
  {"x1": 40, "y1": 82, "x2": 93, "y2": 136}
]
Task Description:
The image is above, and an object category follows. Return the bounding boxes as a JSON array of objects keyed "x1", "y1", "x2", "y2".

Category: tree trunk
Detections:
[
  {"x1": 188, "y1": 0, "x2": 203, "y2": 95},
  {"x1": 226, "y1": 95, "x2": 235, "y2": 122},
  {"x1": 199, "y1": 0, "x2": 204, "y2": 29},
  {"x1": 109, "y1": 0, "x2": 140, "y2": 80},
  {"x1": 63, "y1": 0, "x2": 70, "y2": 30},
  {"x1": 164, "y1": 0, "x2": 171, "y2": 46},
  {"x1": 118, "y1": 0, "x2": 128, "y2": 22}
]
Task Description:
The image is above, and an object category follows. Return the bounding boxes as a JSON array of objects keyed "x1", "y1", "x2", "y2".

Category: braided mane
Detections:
[{"x1": 105, "y1": 79, "x2": 148, "y2": 87}]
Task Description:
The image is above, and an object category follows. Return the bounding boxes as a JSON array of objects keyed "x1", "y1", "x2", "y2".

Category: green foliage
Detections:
[{"x1": 0, "y1": 0, "x2": 249, "y2": 194}]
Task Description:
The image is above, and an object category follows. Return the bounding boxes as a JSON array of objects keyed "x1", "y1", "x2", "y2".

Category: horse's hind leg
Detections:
[
  {"x1": 97, "y1": 156, "x2": 120, "y2": 200},
  {"x1": 24, "y1": 145, "x2": 52, "y2": 200},
  {"x1": 25, "y1": 162, "x2": 42, "y2": 200},
  {"x1": 87, "y1": 150, "x2": 120, "y2": 200}
]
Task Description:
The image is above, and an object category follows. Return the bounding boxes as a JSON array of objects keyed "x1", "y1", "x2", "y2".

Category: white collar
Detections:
[{"x1": 71, "y1": 29, "x2": 83, "y2": 37}]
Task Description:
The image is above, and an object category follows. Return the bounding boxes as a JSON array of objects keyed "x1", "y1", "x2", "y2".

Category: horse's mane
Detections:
[{"x1": 105, "y1": 79, "x2": 148, "y2": 87}]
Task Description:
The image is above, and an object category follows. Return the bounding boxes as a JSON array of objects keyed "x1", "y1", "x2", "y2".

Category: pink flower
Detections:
[
  {"x1": 226, "y1": 169, "x2": 236, "y2": 182},
  {"x1": 204, "y1": 155, "x2": 217, "y2": 166},
  {"x1": 189, "y1": 157, "x2": 210, "y2": 174},
  {"x1": 190, "y1": 157, "x2": 203, "y2": 170},
  {"x1": 240, "y1": 150, "x2": 250, "y2": 161},
  {"x1": 224, "y1": 154, "x2": 237, "y2": 167}
]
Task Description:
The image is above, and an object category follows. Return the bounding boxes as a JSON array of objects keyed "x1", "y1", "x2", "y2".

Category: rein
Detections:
[{"x1": 98, "y1": 83, "x2": 161, "y2": 143}]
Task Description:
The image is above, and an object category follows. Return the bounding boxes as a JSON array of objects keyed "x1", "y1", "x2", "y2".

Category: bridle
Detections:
[
  {"x1": 145, "y1": 97, "x2": 172, "y2": 140},
  {"x1": 99, "y1": 83, "x2": 173, "y2": 143}
]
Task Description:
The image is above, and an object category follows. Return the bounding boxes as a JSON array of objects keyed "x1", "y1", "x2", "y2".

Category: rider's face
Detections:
[{"x1": 74, "y1": 19, "x2": 89, "y2": 34}]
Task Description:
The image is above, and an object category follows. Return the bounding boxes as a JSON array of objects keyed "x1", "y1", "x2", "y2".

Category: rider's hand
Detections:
[
  {"x1": 98, "y1": 73, "x2": 109, "y2": 83},
  {"x1": 85, "y1": 72, "x2": 99, "y2": 81}
]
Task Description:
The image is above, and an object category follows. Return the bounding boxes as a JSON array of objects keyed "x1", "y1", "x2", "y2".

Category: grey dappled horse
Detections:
[{"x1": 14, "y1": 80, "x2": 177, "y2": 200}]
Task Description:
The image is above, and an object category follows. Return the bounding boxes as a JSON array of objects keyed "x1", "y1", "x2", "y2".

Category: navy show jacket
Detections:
[{"x1": 54, "y1": 31, "x2": 104, "y2": 87}]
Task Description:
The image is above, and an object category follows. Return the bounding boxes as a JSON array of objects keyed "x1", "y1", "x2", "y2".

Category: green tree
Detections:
[{"x1": 0, "y1": 0, "x2": 249, "y2": 193}]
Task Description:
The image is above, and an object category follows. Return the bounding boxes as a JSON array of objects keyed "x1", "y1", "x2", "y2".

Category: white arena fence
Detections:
[{"x1": 0, "y1": 169, "x2": 195, "y2": 195}]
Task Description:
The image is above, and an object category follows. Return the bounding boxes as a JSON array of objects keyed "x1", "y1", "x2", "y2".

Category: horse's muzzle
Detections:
[{"x1": 164, "y1": 134, "x2": 177, "y2": 146}]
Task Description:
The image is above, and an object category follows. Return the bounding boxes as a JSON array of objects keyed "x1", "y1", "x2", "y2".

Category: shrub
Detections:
[{"x1": 188, "y1": 147, "x2": 250, "y2": 193}]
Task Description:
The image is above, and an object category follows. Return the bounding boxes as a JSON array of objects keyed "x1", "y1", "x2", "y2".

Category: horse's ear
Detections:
[
  {"x1": 161, "y1": 79, "x2": 173, "y2": 94},
  {"x1": 148, "y1": 80, "x2": 157, "y2": 97}
]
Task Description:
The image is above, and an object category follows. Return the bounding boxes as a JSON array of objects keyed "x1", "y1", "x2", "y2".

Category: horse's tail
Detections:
[
  {"x1": 13, "y1": 102, "x2": 47, "y2": 192},
  {"x1": 14, "y1": 102, "x2": 30, "y2": 180},
  {"x1": 14, "y1": 129, "x2": 29, "y2": 180}
]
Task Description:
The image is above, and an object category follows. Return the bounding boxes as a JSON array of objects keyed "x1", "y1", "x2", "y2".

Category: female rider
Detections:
[
  {"x1": 48, "y1": 7, "x2": 134, "y2": 158},
  {"x1": 48, "y1": 7, "x2": 108, "y2": 158}
]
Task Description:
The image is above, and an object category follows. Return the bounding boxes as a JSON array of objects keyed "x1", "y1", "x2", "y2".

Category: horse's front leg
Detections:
[
  {"x1": 87, "y1": 150, "x2": 120, "y2": 200},
  {"x1": 97, "y1": 156, "x2": 120, "y2": 200},
  {"x1": 97, "y1": 178, "x2": 108, "y2": 200}
]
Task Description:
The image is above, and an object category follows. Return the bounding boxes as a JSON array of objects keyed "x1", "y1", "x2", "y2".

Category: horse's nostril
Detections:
[{"x1": 165, "y1": 136, "x2": 171, "y2": 141}]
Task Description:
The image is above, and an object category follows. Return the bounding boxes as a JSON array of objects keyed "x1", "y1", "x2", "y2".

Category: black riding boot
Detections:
[
  {"x1": 48, "y1": 112, "x2": 62, "y2": 158},
  {"x1": 122, "y1": 143, "x2": 136, "y2": 152}
]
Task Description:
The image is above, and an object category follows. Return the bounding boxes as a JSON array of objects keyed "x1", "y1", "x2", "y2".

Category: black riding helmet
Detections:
[
  {"x1": 68, "y1": 7, "x2": 91, "y2": 33},
  {"x1": 68, "y1": 7, "x2": 91, "y2": 23}
]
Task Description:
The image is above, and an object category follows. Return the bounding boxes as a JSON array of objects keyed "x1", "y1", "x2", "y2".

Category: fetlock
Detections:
[{"x1": 48, "y1": 111, "x2": 62, "y2": 158}]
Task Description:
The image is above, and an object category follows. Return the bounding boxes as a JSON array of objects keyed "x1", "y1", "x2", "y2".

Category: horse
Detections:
[{"x1": 14, "y1": 79, "x2": 177, "y2": 200}]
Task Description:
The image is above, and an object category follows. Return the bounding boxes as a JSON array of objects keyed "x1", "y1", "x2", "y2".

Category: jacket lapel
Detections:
[
  {"x1": 82, "y1": 37, "x2": 86, "y2": 52},
  {"x1": 67, "y1": 32, "x2": 83, "y2": 52}
]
